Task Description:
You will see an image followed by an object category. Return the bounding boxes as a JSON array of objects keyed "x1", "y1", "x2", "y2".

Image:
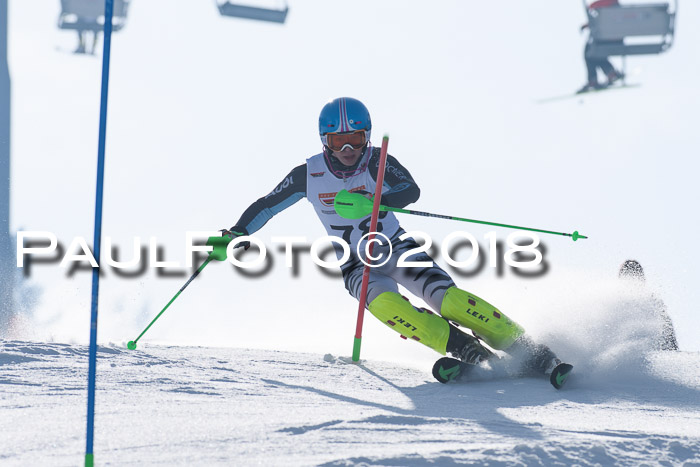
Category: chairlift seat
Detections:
[
  {"x1": 58, "y1": 0, "x2": 130, "y2": 32},
  {"x1": 587, "y1": 3, "x2": 675, "y2": 58},
  {"x1": 217, "y1": 1, "x2": 289, "y2": 24}
]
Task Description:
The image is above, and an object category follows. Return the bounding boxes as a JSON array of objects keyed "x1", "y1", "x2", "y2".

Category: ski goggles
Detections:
[{"x1": 325, "y1": 130, "x2": 367, "y2": 152}]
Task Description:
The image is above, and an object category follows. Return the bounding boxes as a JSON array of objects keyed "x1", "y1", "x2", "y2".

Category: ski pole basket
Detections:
[
  {"x1": 584, "y1": 0, "x2": 677, "y2": 58},
  {"x1": 58, "y1": 0, "x2": 131, "y2": 32},
  {"x1": 216, "y1": 1, "x2": 289, "y2": 24}
]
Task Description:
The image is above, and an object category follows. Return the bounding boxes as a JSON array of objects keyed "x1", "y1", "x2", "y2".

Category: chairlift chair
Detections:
[
  {"x1": 584, "y1": 0, "x2": 677, "y2": 66},
  {"x1": 216, "y1": 0, "x2": 289, "y2": 24},
  {"x1": 58, "y1": 0, "x2": 130, "y2": 33}
]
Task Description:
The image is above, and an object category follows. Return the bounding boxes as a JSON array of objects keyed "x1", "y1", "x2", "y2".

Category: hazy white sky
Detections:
[{"x1": 7, "y1": 0, "x2": 698, "y2": 362}]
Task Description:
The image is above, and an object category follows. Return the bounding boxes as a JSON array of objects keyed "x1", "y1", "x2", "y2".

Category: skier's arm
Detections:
[
  {"x1": 368, "y1": 149, "x2": 420, "y2": 208},
  {"x1": 229, "y1": 164, "x2": 307, "y2": 236}
]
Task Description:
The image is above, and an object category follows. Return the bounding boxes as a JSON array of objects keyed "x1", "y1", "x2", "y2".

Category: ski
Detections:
[
  {"x1": 432, "y1": 356, "x2": 574, "y2": 390},
  {"x1": 536, "y1": 83, "x2": 641, "y2": 104},
  {"x1": 549, "y1": 362, "x2": 574, "y2": 389},
  {"x1": 432, "y1": 357, "x2": 474, "y2": 383}
]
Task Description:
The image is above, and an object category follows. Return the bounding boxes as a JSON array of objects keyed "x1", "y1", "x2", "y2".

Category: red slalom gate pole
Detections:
[{"x1": 352, "y1": 135, "x2": 389, "y2": 362}]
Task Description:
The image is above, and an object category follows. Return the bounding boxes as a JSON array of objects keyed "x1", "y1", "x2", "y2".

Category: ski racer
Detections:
[{"x1": 223, "y1": 97, "x2": 570, "y2": 384}]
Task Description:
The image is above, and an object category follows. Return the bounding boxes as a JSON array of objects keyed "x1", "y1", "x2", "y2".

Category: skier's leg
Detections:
[
  {"x1": 367, "y1": 232, "x2": 562, "y2": 371},
  {"x1": 600, "y1": 56, "x2": 619, "y2": 83},
  {"x1": 91, "y1": 31, "x2": 99, "y2": 55},
  {"x1": 439, "y1": 288, "x2": 562, "y2": 374},
  {"x1": 439, "y1": 287, "x2": 525, "y2": 350},
  {"x1": 342, "y1": 253, "x2": 448, "y2": 354},
  {"x1": 376, "y1": 234, "x2": 516, "y2": 360},
  {"x1": 367, "y1": 291, "x2": 493, "y2": 363},
  {"x1": 341, "y1": 255, "x2": 399, "y2": 305},
  {"x1": 378, "y1": 233, "x2": 522, "y2": 351},
  {"x1": 342, "y1": 246, "x2": 490, "y2": 361},
  {"x1": 506, "y1": 335, "x2": 561, "y2": 375},
  {"x1": 367, "y1": 291, "x2": 450, "y2": 353},
  {"x1": 598, "y1": 40, "x2": 625, "y2": 81},
  {"x1": 584, "y1": 41, "x2": 599, "y2": 85},
  {"x1": 378, "y1": 232, "x2": 456, "y2": 312},
  {"x1": 75, "y1": 30, "x2": 86, "y2": 54},
  {"x1": 343, "y1": 261, "x2": 450, "y2": 355},
  {"x1": 342, "y1": 253, "x2": 447, "y2": 352}
]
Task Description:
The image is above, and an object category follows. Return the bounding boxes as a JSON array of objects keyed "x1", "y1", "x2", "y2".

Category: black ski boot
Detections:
[
  {"x1": 432, "y1": 326, "x2": 494, "y2": 384},
  {"x1": 576, "y1": 80, "x2": 606, "y2": 94},
  {"x1": 509, "y1": 335, "x2": 573, "y2": 389},
  {"x1": 509, "y1": 335, "x2": 558, "y2": 374},
  {"x1": 446, "y1": 325, "x2": 494, "y2": 365}
]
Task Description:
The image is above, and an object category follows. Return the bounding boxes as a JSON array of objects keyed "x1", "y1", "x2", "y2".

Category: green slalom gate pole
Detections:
[
  {"x1": 335, "y1": 190, "x2": 588, "y2": 241},
  {"x1": 126, "y1": 236, "x2": 231, "y2": 350},
  {"x1": 352, "y1": 135, "x2": 390, "y2": 362}
]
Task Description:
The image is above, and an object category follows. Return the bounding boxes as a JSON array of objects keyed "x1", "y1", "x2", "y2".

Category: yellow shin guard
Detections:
[
  {"x1": 368, "y1": 292, "x2": 451, "y2": 354},
  {"x1": 440, "y1": 287, "x2": 524, "y2": 350}
]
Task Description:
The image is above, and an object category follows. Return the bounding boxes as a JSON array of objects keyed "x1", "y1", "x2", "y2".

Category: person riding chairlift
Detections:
[{"x1": 578, "y1": 0, "x2": 626, "y2": 93}]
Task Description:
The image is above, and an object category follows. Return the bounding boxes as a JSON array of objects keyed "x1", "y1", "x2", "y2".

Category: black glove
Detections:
[
  {"x1": 221, "y1": 226, "x2": 250, "y2": 250},
  {"x1": 352, "y1": 189, "x2": 374, "y2": 200}
]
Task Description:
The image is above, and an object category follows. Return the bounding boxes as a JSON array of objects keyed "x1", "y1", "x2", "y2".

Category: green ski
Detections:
[{"x1": 432, "y1": 356, "x2": 574, "y2": 390}]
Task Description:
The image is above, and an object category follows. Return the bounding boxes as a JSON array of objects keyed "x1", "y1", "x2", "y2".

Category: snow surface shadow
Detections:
[
  {"x1": 261, "y1": 370, "x2": 548, "y2": 442},
  {"x1": 278, "y1": 419, "x2": 345, "y2": 435},
  {"x1": 318, "y1": 439, "x2": 686, "y2": 467},
  {"x1": 260, "y1": 377, "x2": 416, "y2": 415},
  {"x1": 163, "y1": 386, "x2": 222, "y2": 396},
  {"x1": 354, "y1": 361, "x2": 566, "y2": 440},
  {"x1": 264, "y1": 346, "x2": 700, "y2": 449},
  {"x1": 0, "y1": 353, "x2": 42, "y2": 365},
  {"x1": 0, "y1": 340, "x2": 124, "y2": 359},
  {"x1": 0, "y1": 376, "x2": 43, "y2": 387},
  {"x1": 317, "y1": 443, "x2": 630, "y2": 467},
  {"x1": 318, "y1": 453, "x2": 473, "y2": 467},
  {"x1": 300, "y1": 361, "x2": 700, "y2": 467}
]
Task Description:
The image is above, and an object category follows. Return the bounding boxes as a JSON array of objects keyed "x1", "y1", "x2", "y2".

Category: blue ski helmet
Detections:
[{"x1": 318, "y1": 97, "x2": 372, "y2": 149}]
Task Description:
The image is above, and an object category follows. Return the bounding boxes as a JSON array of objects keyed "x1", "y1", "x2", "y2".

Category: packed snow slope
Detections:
[
  {"x1": 2, "y1": 287, "x2": 700, "y2": 465},
  {"x1": 1, "y1": 341, "x2": 699, "y2": 466}
]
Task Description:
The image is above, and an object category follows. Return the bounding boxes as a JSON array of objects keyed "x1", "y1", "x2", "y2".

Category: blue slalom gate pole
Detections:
[{"x1": 86, "y1": 1, "x2": 114, "y2": 466}]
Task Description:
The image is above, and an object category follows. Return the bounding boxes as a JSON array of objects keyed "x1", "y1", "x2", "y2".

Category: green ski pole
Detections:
[
  {"x1": 126, "y1": 236, "x2": 231, "y2": 350},
  {"x1": 334, "y1": 190, "x2": 588, "y2": 241}
]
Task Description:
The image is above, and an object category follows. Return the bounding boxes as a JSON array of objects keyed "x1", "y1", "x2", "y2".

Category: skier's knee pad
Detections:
[
  {"x1": 440, "y1": 287, "x2": 524, "y2": 350},
  {"x1": 368, "y1": 292, "x2": 451, "y2": 354}
]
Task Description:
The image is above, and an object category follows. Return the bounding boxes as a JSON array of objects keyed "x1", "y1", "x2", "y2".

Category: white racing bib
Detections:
[{"x1": 305, "y1": 148, "x2": 400, "y2": 251}]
